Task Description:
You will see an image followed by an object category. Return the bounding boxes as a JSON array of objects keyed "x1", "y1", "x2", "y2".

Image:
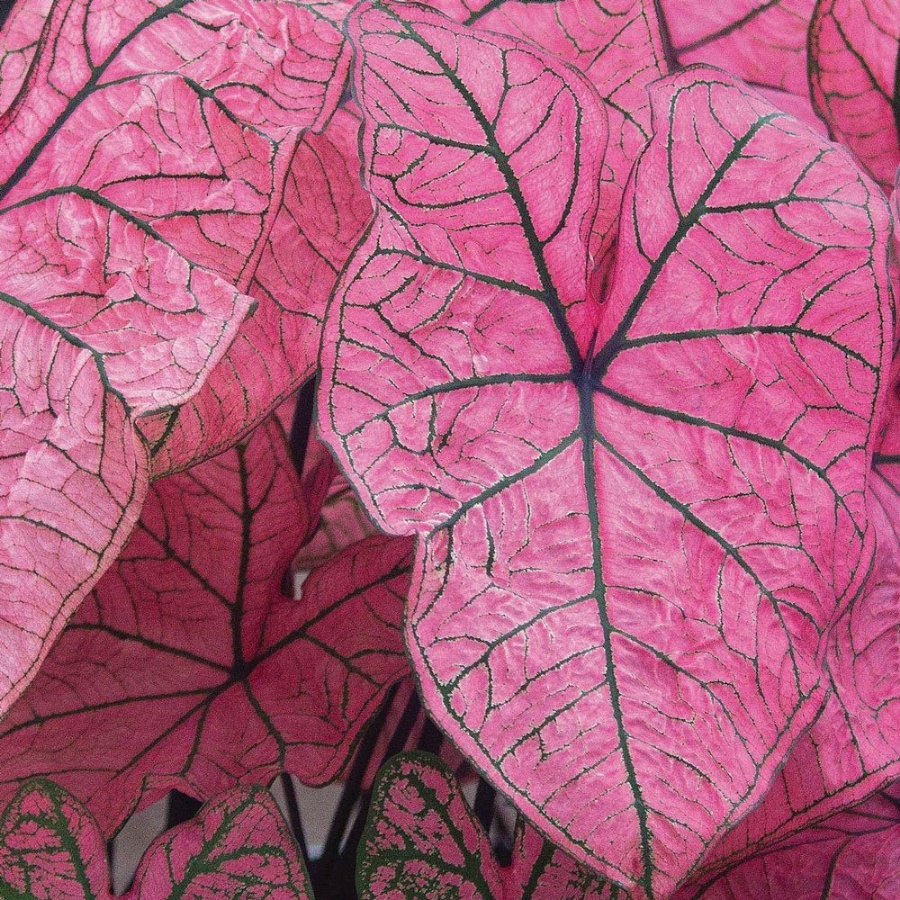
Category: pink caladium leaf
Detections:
[
  {"x1": 0, "y1": 0, "x2": 352, "y2": 718},
  {"x1": 0, "y1": 779, "x2": 109, "y2": 900},
  {"x1": 0, "y1": 0, "x2": 53, "y2": 116},
  {"x1": 808, "y1": 0, "x2": 900, "y2": 193},
  {"x1": 146, "y1": 108, "x2": 374, "y2": 475},
  {"x1": 127, "y1": 785, "x2": 314, "y2": 900},
  {"x1": 654, "y1": 1, "x2": 816, "y2": 97},
  {"x1": 0, "y1": 780, "x2": 315, "y2": 900},
  {"x1": 0, "y1": 416, "x2": 412, "y2": 835},
  {"x1": 358, "y1": 752, "x2": 617, "y2": 900},
  {"x1": 673, "y1": 784, "x2": 900, "y2": 899},
  {"x1": 320, "y1": 2, "x2": 894, "y2": 891},
  {"x1": 425, "y1": 0, "x2": 665, "y2": 279},
  {"x1": 684, "y1": 464, "x2": 900, "y2": 879}
]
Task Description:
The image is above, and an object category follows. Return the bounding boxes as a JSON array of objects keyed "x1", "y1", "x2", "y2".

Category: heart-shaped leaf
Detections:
[
  {"x1": 359, "y1": 753, "x2": 616, "y2": 899},
  {"x1": 128, "y1": 785, "x2": 313, "y2": 899},
  {"x1": 0, "y1": 415, "x2": 412, "y2": 835},
  {"x1": 0, "y1": 779, "x2": 314, "y2": 900},
  {"x1": 673, "y1": 784, "x2": 900, "y2": 899},
  {"x1": 0, "y1": 0, "x2": 351, "y2": 718},
  {"x1": 320, "y1": 3, "x2": 893, "y2": 892},
  {"x1": 809, "y1": 0, "x2": 900, "y2": 193}
]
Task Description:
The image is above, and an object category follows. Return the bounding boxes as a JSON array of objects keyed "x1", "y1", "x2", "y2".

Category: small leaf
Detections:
[
  {"x1": 0, "y1": 416, "x2": 412, "y2": 835},
  {"x1": 358, "y1": 753, "x2": 616, "y2": 900},
  {"x1": 0, "y1": 780, "x2": 109, "y2": 900},
  {"x1": 128, "y1": 786, "x2": 314, "y2": 899},
  {"x1": 0, "y1": 780, "x2": 315, "y2": 900},
  {"x1": 320, "y1": 3, "x2": 893, "y2": 891},
  {"x1": 809, "y1": 0, "x2": 900, "y2": 192}
]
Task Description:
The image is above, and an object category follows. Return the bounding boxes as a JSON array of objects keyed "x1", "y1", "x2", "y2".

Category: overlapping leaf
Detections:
[
  {"x1": 686, "y1": 465, "x2": 900, "y2": 879},
  {"x1": 0, "y1": 779, "x2": 314, "y2": 899},
  {"x1": 0, "y1": 416, "x2": 412, "y2": 835},
  {"x1": 655, "y1": 1, "x2": 815, "y2": 96},
  {"x1": 359, "y1": 753, "x2": 617, "y2": 900},
  {"x1": 146, "y1": 109, "x2": 373, "y2": 475},
  {"x1": 0, "y1": 0, "x2": 352, "y2": 718},
  {"x1": 129, "y1": 785, "x2": 313, "y2": 899},
  {"x1": 672, "y1": 784, "x2": 900, "y2": 899},
  {"x1": 809, "y1": 0, "x2": 900, "y2": 193},
  {"x1": 425, "y1": 0, "x2": 664, "y2": 280},
  {"x1": 320, "y1": 2, "x2": 893, "y2": 892}
]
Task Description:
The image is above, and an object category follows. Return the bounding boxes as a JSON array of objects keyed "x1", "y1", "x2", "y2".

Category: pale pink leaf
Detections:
[
  {"x1": 809, "y1": 0, "x2": 900, "y2": 192},
  {"x1": 358, "y1": 753, "x2": 617, "y2": 900},
  {"x1": 0, "y1": 779, "x2": 110, "y2": 900},
  {"x1": 673, "y1": 785, "x2": 900, "y2": 899},
  {"x1": 655, "y1": 1, "x2": 816, "y2": 97},
  {"x1": 146, "y1": 109, "x2": 373, "y2": 475},
  {"x1": 0, "y1": 416, "x2": 412, "y2": 835},
  {"x1": 0, "y1": 0, "x2": 352, "y2": 717},
  {"x1": 126, "y1": 786, "x2": 313, "y2": 900},
  {"x1": 320, "y1": 6, "x2": 893, "y2": 891}
]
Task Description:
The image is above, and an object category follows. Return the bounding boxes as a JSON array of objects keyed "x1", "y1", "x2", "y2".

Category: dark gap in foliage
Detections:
[
  {"x1": 289, "y1": 377, "x2": 317, "y2": 478},
  {"x1": 0, "y1": 0, "x2": 15, "y2": 32}
]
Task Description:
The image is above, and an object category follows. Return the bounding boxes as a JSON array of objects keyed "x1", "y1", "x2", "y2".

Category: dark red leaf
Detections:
[
  {"x1": 0, "y1": 416, "x2": 412, "y2": 835},
  {"x1": 320, "y1": 3, "x2": 894, "y2": 891}
]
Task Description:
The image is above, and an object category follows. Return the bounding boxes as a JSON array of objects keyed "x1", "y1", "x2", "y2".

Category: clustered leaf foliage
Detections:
[{"x1": 0, "y1": 0, "x2": 898, "y2": 897}]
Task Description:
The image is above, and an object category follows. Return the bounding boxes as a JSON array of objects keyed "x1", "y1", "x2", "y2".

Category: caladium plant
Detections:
[{"x1": 1, "y1": 0, "x2": 899, "y2": 897}]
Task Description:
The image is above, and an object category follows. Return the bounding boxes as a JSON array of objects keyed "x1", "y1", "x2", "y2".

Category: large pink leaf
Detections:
[
  {"x1": 0, "y1": 416, "x2": 412, "y2": 835},
  {"x1": 320, "y1": 3, "x2": 893, "y2": 891},
  {"x1": 358, "y1": 753, "x2": 617, "y2": 899},
  {"x1": 809, "y1": 0, "x2": 900, "y2": 193},
  {"x1": 0, "y1": 780, "x2": 314, "y2": 900},
  {"x1": 146, "y1": 108, "x2": 373, "y2": 475},
  {"x1": 673, "y1": 784, "x2": 900, "y2": 899},
  {"x1": 655, "y1": 1, "x2": 816, "y2": 97},
  {"x1": 0, "y1": 0, "x2": 351, "y2": 718}
]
